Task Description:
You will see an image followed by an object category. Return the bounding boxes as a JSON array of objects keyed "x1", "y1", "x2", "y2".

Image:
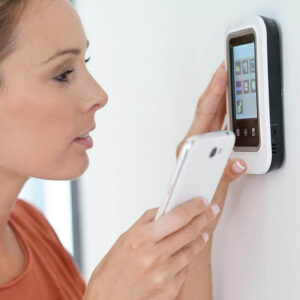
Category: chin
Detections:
[{"x1": 40, "y1": 155, "x2": 90, "y2": 181}]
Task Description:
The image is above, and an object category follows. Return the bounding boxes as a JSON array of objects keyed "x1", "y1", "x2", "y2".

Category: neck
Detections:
[{"x1": 0, "y1": 168, "x2": 28, "y2": 248}]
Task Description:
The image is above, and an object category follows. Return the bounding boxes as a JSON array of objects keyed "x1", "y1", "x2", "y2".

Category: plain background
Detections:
[{"x1": 75, "y1": 0, "x2": 299, "y2": 299}]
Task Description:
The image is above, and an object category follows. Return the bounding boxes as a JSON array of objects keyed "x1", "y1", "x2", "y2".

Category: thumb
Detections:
[
  {"x1": 220, "y1": 158, "x2": 247, "y2": 187},
  {"x1": 211, "y1": 158, "x2": 247, "y2": 207}
]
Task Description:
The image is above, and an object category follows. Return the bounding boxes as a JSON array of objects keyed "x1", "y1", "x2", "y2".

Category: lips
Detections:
[
  {"x1": 74, "y1": 136, "x2": 93, "y2": 148},
  {"x1": 76, "y1": 133, "x2": 90, "y2": 139},
  {"x1": 75, "y1": 124, "x2": 96, "y2": 140}
]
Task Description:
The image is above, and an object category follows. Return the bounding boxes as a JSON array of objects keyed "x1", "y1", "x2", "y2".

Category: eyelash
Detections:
[{"x1": 54, "y1": 56, "x2": 91, "y2": 83}]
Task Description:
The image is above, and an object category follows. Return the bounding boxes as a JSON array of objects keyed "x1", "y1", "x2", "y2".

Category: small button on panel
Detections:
[
  {"x1": 271, "y1": 124, "x2": 278, "y2": 154},
  {"x1": 271, "y1": 124, "x2": 278, "y2": 138}
]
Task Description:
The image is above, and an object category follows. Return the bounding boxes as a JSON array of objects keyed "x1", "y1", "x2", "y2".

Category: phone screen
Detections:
[{"x1": 229, "y1": 33, "x2": 260, "y2": 148}]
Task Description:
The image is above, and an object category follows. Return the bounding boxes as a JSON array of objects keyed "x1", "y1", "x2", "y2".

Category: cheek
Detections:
[
  {"x1": 0, "y1": 127, "x2": 90, "y2": 180},
  {"x1": 0, "y1": 94, "x2": 89, "y2": 180}
]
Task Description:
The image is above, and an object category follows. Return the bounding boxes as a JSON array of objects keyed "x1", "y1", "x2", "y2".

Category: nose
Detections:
[
  {"x1": 88, "y1": 76, "x2": 109, "y2": 113},
  {"x1": 96, "y1": 87, "x2": 108, "y2": 110}
]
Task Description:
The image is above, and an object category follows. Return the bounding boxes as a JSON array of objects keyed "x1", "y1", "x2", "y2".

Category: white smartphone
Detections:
[{"x1": 155, "y1": 130, "x2": 236, "y2": 220}]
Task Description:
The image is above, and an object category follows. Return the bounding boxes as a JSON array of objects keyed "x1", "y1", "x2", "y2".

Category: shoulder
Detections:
[
  {"x1": 12, "y1": 198, "x2": 48, "y2": 226},
  {"x1": 10, "y1": 199, "x2": 86, "y2": 290},
  {"x1": 13, "y1": 198, "x2": 44, "y2": 217},
  {"x1": 10, "y1": 198, "x2": 59, "y2": 241}
]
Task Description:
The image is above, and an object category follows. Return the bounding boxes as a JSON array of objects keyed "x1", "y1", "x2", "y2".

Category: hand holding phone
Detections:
[
  {"x1": 83, "y1": 197, "x2": 219, "y2": 300},
  {"x1": 155, "y1": 131, "x2": 235, "y2": 220}
]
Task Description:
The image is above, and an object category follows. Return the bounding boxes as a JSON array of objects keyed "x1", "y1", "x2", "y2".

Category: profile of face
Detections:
[{"x1": 0, "y1": 0, "x2": 108, "y2": 181}]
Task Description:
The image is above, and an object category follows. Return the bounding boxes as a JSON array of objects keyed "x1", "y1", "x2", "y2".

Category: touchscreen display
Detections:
[
  {"x1": 229, "y1": 33, "x2": 259, "y2": 148},
  {"x1": 232, "y1": 42, "x2": 257, "y2": 120}
]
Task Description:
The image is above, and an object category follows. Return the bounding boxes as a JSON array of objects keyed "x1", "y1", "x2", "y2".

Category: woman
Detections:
[{"x1": 0, "y1": 0, "x2": 247, "y2": 299}]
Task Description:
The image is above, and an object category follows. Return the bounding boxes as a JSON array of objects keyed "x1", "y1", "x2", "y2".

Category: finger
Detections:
[
  {"x1": 152, "y1": 197, "x2": 209, "y2": 242},
  {"x1": 222, "y1": 158, "x2": 247, "y2": 184},
  {"x1": 168, "y1": 232, "x2": 210, "y2": 276},
  {"x1": 220, "y1": 60, "x2": 225, "y2": 68},
  {"x1": 207, "y1": 61, "x2": 227, "y2": 132},
  {"x1": 195, "y1": 61, "x2": 226, "y2": 114},
  {"x1": 211, "y1": 92, "x2": 227, "y2": 131},
  {"x1": 177, "y1": 88, "x2": 226, "y2": 152},
  {"x1": 192, "y1": 67, "x2": 228, "y2": 134},
  {"x1": 196, "y1": 67, "x2": 227, "y2": 122},
  {"x1": 212, "y1": 159, "x2": 247, "y2": 205},
  {"x1": 176, "y1": 62, "x2": 226, "y2": 158},
  {"x1": 156, "y1": 206, "x2": 218, "y2": 259},
  {"x1": 203, "y1": 60, "x2": 225, "y2": 97},
  {"x1": 132, "y1": 207, "x2": 159, "y2": 227},
  {"x1": 174, "y1": 265, "x2": 189, "y2": 295}
]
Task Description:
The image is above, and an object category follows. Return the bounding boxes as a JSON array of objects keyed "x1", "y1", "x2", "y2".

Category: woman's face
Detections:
[{"x1": 0, "y1": 0, "x2": 108, "y2": 181}]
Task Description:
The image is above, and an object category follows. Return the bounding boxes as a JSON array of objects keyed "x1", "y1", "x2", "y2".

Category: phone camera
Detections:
[{"x1": 209, "y1": 147, "x2": 217, "y2": 158}]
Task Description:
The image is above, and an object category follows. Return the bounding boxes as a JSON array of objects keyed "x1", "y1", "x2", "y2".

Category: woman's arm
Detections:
[
  {"x1": 173, "y1": 62, "x2": 247, "y2": 299},
  {"x1": 174, "y1": 157, "x2": 246, "y2": 300}
]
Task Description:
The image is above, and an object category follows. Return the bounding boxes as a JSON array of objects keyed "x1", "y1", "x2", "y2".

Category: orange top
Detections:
[{"x1": 0, "y1": 199, "x2": 86, "y2": 299}]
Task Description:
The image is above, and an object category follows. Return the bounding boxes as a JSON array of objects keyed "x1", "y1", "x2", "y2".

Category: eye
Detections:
[
  {"x1": 54, "y1": 57, "x2": 92, "y2": 83},
  {"x1": 55, "y1": 69, "x2": 75, "y2": 83}
]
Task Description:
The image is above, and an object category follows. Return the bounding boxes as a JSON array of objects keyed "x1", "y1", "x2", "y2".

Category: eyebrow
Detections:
[{"x1": 41, "y1": 39, "x2": 90, "y2": 65}]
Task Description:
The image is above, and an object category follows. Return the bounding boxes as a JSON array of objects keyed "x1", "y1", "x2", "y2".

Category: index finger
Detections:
[
  {"x1": 194, "y1": 65, "x2": 227, "y2": 128},
  {"x1": 152, "y1": 197, "x2": 209, "y2": 242}
]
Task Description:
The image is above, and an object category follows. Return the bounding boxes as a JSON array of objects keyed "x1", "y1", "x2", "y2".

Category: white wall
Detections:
[{"x1": 75, "y1": 0, "x2": 300, "y2": 298}]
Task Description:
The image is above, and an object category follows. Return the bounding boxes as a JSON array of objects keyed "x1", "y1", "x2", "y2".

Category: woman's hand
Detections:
[
  {"x1": 176, "y1": 61, "x2": 247, "y2": 236},
  {"x1": 83, "y1": 198, "x2": 221, "y2": 300},
  {"x1": 172, "y1": 61, "x2": 247, "y2": 300}
]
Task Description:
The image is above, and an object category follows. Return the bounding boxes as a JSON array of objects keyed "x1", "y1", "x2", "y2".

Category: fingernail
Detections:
[
  {"x1": 232, "y1": 161, "x2": 246, "y2": 173},
  {"x1": 202, "y1": 197, "x2": 209, "y2": 206},
  {"x1": 211, "y1": 204, "x2": 220, "y2": 216},
  {"x1": 201, "y1": 232, "x2": 209, "y2": 243}
]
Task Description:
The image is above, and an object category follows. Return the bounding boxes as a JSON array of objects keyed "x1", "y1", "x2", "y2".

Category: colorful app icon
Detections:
[
  {"x1": 251, "y1": 79, "x2": 256, "y2": 93},
  {"x1": 236, "y1": 81, "x2": 242, "y2": 95},
  {"x1": 243, "y1": 80, "x2": 249, "y2": 93},
  {"x1": 237, "y1": 100, "x2": 243, "y2": 114},
  {"x1": 242, "y1": 60, "x2": 249, "y2": 74},
  {"x1": 235, "y1": 61, "x2": 241, "y2": 75},
  {"x1": 250, "y1": 59, "x2": 255, "y2": 73}
]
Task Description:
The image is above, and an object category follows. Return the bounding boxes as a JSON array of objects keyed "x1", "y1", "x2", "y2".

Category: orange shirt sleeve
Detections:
[{"x1": 0, "y1": 198, "x2": 86, "y2": 300}]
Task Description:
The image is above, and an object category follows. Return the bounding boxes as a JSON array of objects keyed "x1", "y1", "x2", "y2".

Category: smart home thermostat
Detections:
[{"x1": 225, "y1": 15, "x2": 284, "y2": 174}]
